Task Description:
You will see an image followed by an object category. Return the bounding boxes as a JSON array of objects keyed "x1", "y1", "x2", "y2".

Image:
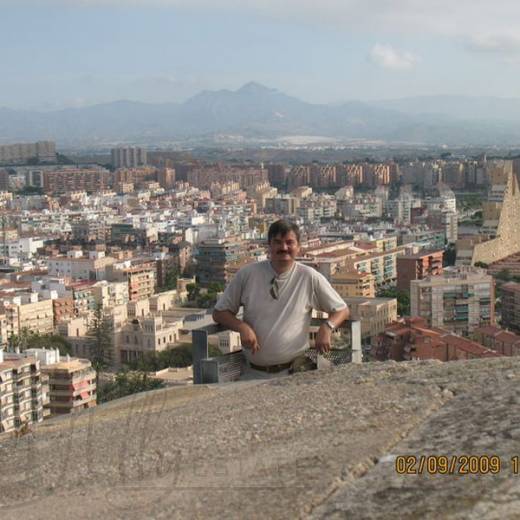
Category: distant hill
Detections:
[{"x1": 2, "y1": 82, "x2": 520, "y2": 147}]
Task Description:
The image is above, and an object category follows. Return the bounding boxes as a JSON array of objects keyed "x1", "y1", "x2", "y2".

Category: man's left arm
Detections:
[
  {"x1": 315, "y1": 306, "x2": 350, "y2": 353},
  {"x1": 312, "y1": 273, "x2": 350, "y2": 353}
]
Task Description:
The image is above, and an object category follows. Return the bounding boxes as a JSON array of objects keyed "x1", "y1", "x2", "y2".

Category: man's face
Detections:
[{"x1": 268, "y1": 231, "x2": 300, "y2": 263}]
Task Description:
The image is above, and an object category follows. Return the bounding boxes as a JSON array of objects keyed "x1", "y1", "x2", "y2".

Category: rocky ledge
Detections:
[{"x1": 2, "y1": 357, "x2": 520, "y2": 519}]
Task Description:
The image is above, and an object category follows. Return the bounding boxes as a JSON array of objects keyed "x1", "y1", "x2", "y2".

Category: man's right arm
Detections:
[{"x1": 212, "y1": 309, "x2": 260, "y2": 354}]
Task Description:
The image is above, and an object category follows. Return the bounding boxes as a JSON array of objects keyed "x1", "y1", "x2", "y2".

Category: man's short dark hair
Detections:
[{"x1": 268, "y1": 220, "x2": 300, "y2": 243}]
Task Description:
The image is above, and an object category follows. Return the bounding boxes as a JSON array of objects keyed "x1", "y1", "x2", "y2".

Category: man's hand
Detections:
[
  {"x1": 315, "y1": 325, "x2": 332, "y2": 354},
  {"x1": 238, "y1": 322, "x2": 260, "y2": 354}
]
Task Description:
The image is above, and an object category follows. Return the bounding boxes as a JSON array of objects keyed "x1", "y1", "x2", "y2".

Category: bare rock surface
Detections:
[{"x1": 1, "y1": 358, "x2": 520, "y2": 519}]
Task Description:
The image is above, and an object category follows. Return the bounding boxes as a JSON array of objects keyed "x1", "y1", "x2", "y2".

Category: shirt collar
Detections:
[{"x1": 269, "y1": 260, "x2": 296, "y2": 280}]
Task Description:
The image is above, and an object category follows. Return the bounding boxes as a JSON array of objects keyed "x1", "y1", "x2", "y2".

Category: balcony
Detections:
[{"x1": 191, "y1": 319, "x2": 362, "y2": 384}]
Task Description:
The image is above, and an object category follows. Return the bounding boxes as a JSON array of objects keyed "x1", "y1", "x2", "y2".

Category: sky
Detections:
[{"x1": 2, "y1": 0, "x2": 520, "y2": 109}]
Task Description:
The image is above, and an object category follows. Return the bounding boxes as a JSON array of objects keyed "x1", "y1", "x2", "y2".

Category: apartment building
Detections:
[
  {"x1": 356, "y1": 236, "x2": 398, "y2": 253},
  {"x1": 91, "y1": 280, "x2": 129, "y2": 309},
  {"x1": 1, "y1": 294, "x2": 54, "y2": 338},
  {"x1": 47, "y1": 250, "x2": 116, "y2": 281},
  {"x1": 127, "y1": 263, "x2": 156, "y2": 302},
  {"x1": 119, "y1": 315, "x2": 182, "y2": 364},
  {"x1": 331, "y1": 269, "x2": 375, "y2": 298},
  {"x1": 69, "y1": 281, "x2": 97, "y2": 317},
  {"x1": 396, "y1": 250, "x2": 443, "y2": 293},
  {"x1": 500, "y1": 282, "x2": 520, "y2": 333},
  {"x1": 0, "y1": 141, "x2": 56, "y2": 165},
  {"x1": 0, "y1": 237, "x2": 44, "y2": 261},
  {"x1": 114, "y1": 166, "x2": 156, "y2": 186},
  {"x1": 266, "y1": 164, "x2": 289, "y2": 188},
  {"x1": 343, "y1": 296, "x2": 398, "y2": 342},
  {"x1": 0, "y1": 314, "x2": 8, "y2": 347},
  {"x1": 111, "y1": 147, "x2": 147, "y2": 168},
  {"x1": 42, "y1": 167, "x2": 111, "y2": 194},
  {"x1": 287, "y1": 165, "x2": 310, "y2": 190},
  {"x1": 299, "y1": 241, "x2": 356, "y2": 279},
  {"x1": 149, "y1": 290, "x2": 177, "y2": 313},
  {"x1": 349, "y1": 248, "x2": 402, "y2": 287},
  {"x1": 362, "y1": 163, "x2": 391, "y2": 187},
  {"x1": 107, "y1": 261, "x2": 157, "y2": 301},
  {"x1": 309, "y1": 165, "x2": 337, "y2": 188},
  {"x1": 473, "y1": 325, "x2": 520, "y2": 356},
  {"x1": 338, "y1": 164, "x2": 363, "y2": 186},
  {"x1": 264, "y1": 196, "x2": 300, "y2": 216},
  {"x1": 0, "y1": 350, "x2": 47, "y2": 434},
  {"x1": 196, "y1": 238, "x2": 242, "y2": 286},
  {"x1": 71, "y1": 220, "x2": 110, "y2": 243},
  {"x1": 246, "y1": 181, "x2": 278, "y2": 209},
  {"x1": 187, "y1": 166, "x2": 267, "y2": 190},
  {"x1": 52, "y1": 297, "x2": 76, "y2": 325},
  {"x1": 41, "y1": 356, "x2": 96, "y2": 415},
  {"x1": 0, "y1": 168, "x2": 9, "y2": 190},
  {"x1": 338, "y1": 195, "x2": 383, "y2": 219},
  {"x1": 410, "y1": 267, "x2": 495, "y2": 336},
  {"x1": 375, "y1": 317, "x2": 502, "y2": 362},
  {"x1": 156, "y1": 167, "x2": 176, "y2": 190}
]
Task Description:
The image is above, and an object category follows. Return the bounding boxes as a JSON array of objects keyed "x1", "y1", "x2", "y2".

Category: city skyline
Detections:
[{"x1": 3, "y1": 1, "x2": 520, "y2": 109}]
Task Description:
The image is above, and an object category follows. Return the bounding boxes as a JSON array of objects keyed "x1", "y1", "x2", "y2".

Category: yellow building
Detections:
[
  {"x1": 2, "y1": 295, "x2": 54, "y2": 338},
  {"x1": 343, "y1": 297, "x2": 398, "y2": 341},
  {"x1": 331, "y1": 269, "x2": 375, "y2": 298}
]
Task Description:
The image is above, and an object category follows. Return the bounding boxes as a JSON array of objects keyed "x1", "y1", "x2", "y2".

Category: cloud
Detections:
[
  {"x1": 369, "y1": 44, "x2": 418, "y2": 70},
  {"x1": 7, "y1": 0, "x2": 520, "y2": 59},
  {"x1": 466, "y1": 34, "x2": 520, "y2": 54}
]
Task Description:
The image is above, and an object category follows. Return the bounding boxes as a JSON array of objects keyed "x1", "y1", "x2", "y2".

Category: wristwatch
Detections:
[{"x1": 325, "y1": 319, "x2": 335, "y2": 331}]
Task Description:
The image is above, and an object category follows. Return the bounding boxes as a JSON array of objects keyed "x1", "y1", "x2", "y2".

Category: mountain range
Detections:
[{"x1": 2, "y1": 82, "x2": 520, "y2": 147}]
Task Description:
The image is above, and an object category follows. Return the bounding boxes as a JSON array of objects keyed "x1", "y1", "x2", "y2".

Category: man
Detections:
[{"x1": 212, "y1": 220, "x2": 350, "y2": 378}]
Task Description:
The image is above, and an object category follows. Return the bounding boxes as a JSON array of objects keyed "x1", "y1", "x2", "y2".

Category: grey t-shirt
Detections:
[{"x1": 214, "y1": 260, "x2": 347, "y2": 366}]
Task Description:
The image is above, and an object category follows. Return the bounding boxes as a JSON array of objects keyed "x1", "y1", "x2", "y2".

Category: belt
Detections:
[{"x1": 249, "y1": 361, "x2": 292, "y2": 373}]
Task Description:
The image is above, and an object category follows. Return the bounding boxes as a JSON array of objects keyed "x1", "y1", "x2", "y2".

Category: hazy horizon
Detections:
[
  {"x1": 3, "y1": 1, "x2": 520, "y2": 110},
  {"x1": 7, "y1": 83, "x2": 520, "y2": 113}
]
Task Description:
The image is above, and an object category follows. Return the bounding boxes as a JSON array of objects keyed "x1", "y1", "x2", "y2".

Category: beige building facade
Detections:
[
  {"x1": 331, "y1": 269, "x2": 376, "y2": 298},
  {"x1": 410, "y1": 267, "x2": 494, "y2": 336},
  {"x1": 42, "y1": 357, "x2": 96, "y2": 415},
  {"x1": 343, "y1": 297, "x2": 398, "y2": 341}
]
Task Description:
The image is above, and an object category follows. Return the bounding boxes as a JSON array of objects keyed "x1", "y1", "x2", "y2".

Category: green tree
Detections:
[
  {"x1": 161, "y1": 267, "x2": 179, "y2": 292},
  {"x1": 207, "y1": 282, "x2": 224, "y2": 294},
  {"x1": 28, "y1": 332, "x2": 71, "y2": 355},
  {"x1": 496, "y1": 269, "x2": 512, "y2": 282},
  {"x1": 187, "y1": 283, "x2": 200, "y2": 302},
  {"x1": 377, "y1": 288, "x2": 410, "y2": 316},
  {"x1": 126, "y1": 344, "x2": 193, "y2": 371},
  {"x1": 8, "y1": 327, "x2": 32, "y2": 351},
  {"x1": 89, "y1": 304, "x2": 114, "y2": 389},
  {"x1": 97, "y1": 370, "x2": 164, "y2": 403}
]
